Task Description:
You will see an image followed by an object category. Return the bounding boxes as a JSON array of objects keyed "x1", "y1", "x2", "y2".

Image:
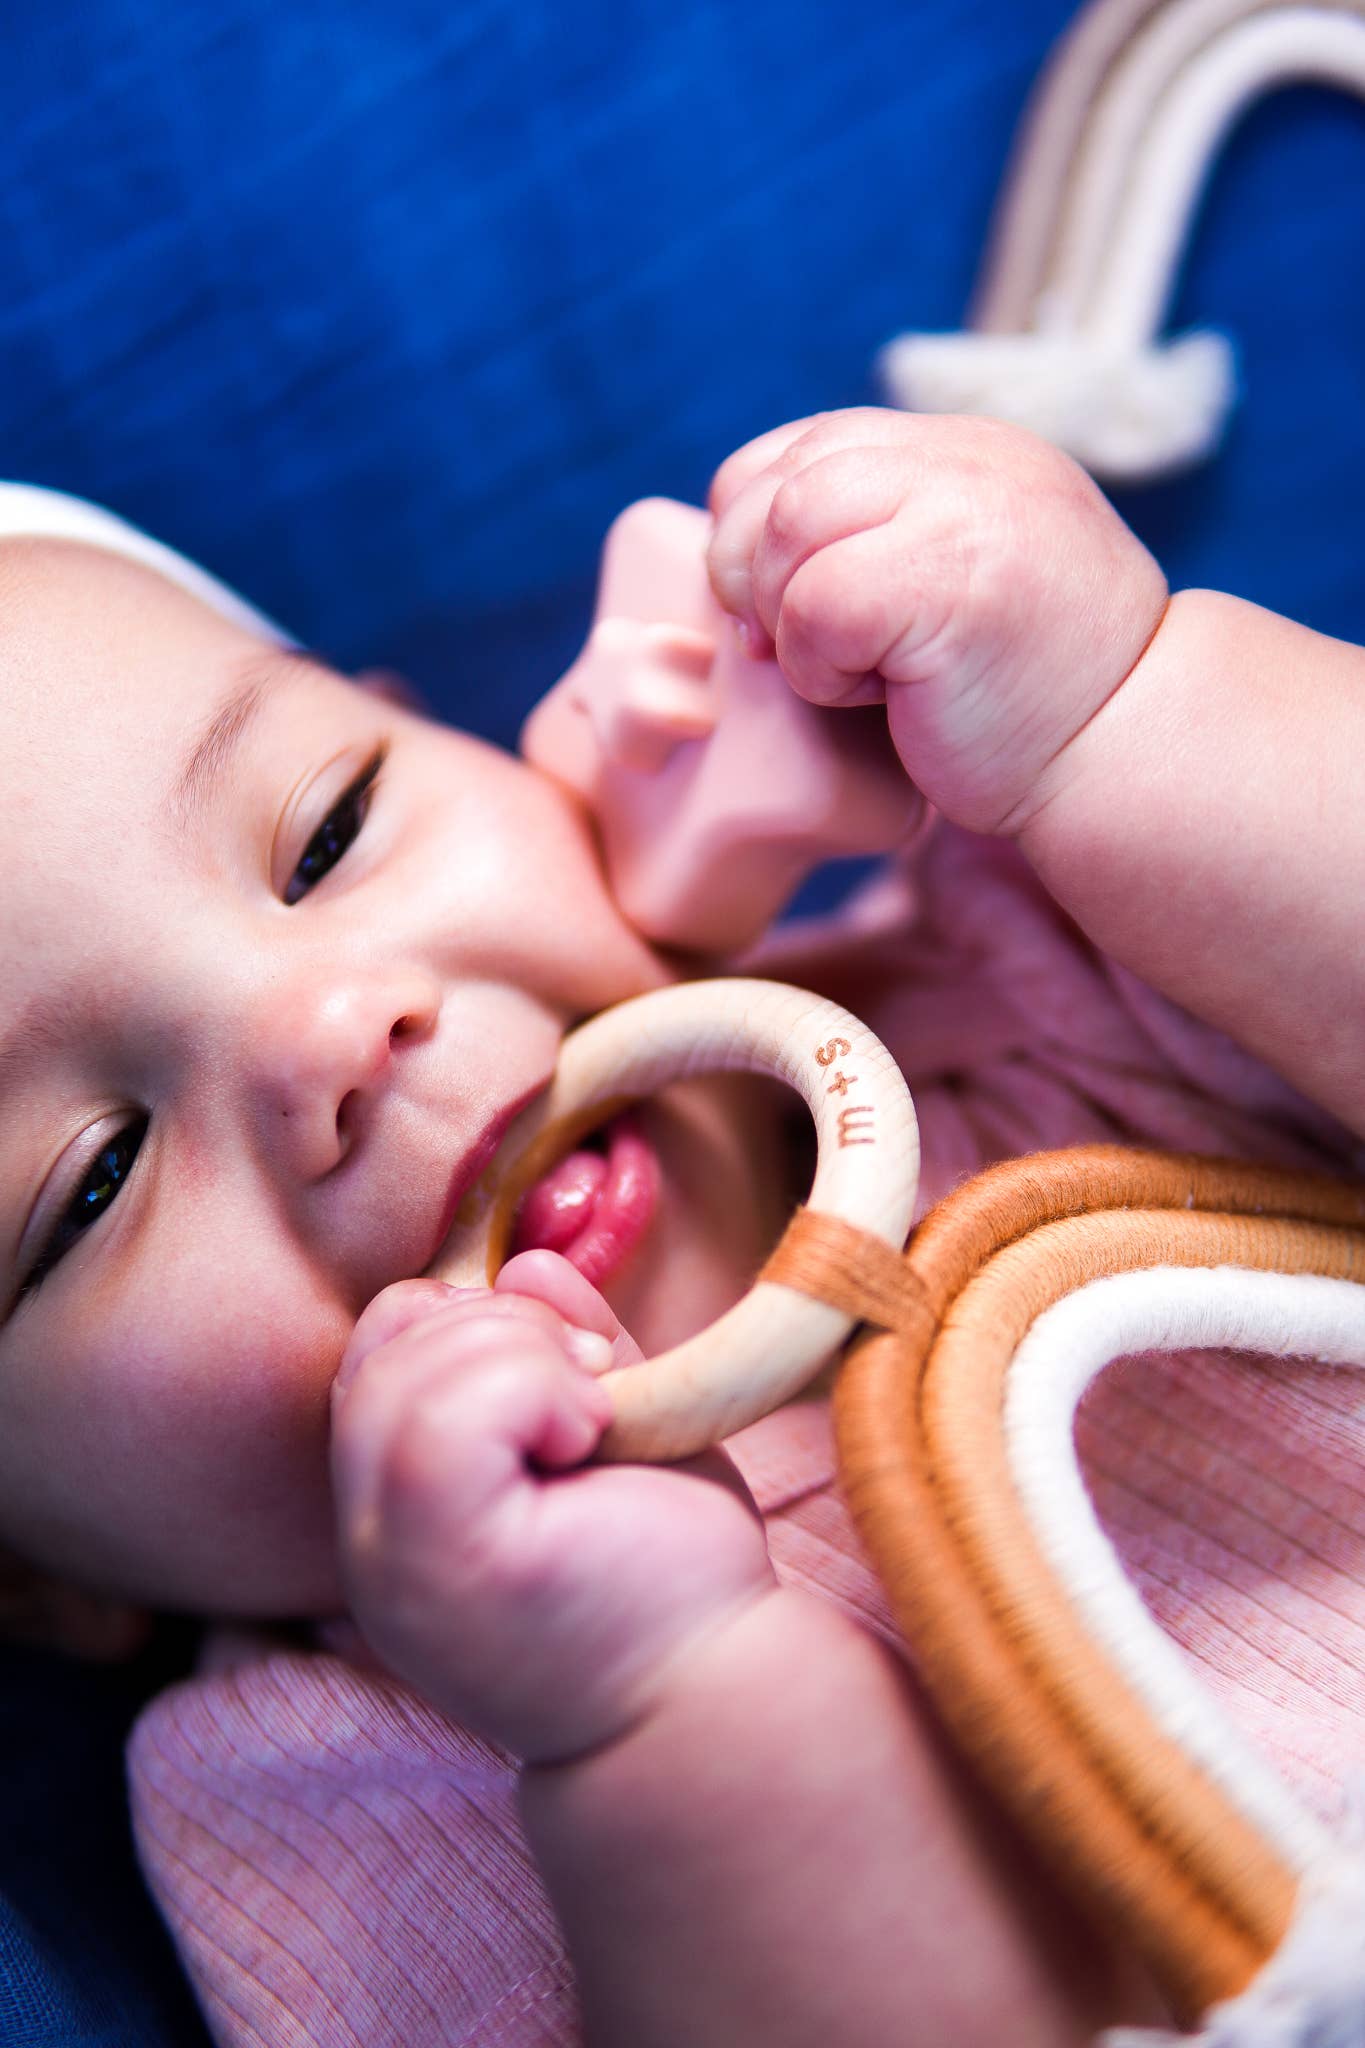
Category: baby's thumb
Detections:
[{"x1": 493, "y1": 1248, "x2": 644, "y2": 1370}]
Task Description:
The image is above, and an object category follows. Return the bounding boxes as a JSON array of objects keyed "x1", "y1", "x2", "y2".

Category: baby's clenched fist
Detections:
[
  {"x1": 330, "y1": 1251, "x2": 775, "y2": 1764},
  {"x1": 707, "y1": 407, "x2": 1168, "y2": 834}
]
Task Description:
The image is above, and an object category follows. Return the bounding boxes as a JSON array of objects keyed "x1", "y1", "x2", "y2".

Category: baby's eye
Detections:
[
  {"x1": 285, "y1": 748, "x2": 386, "y2": 905},
  {"x1": 23, "y1": 1115, "x2": 149, "y2": 1297}
]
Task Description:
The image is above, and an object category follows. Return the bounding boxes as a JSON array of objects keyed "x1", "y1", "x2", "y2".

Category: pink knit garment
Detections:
[{"x1": 128, "y1": 828, "x2": 1365, "y2": 2046}]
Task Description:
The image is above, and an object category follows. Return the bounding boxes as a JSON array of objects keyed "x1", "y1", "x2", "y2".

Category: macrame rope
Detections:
[
  {"x1": 1084, "y1": 9, "x2": 1365, "y2": 349},
  {"x1": 764, "y1": 1145, "x2": 1365, "y2": 1321},
  {"x1": 881, "y1": 0, "x2": 1365, "y2": 477},
  {"x1": 972, "y1": 0, "x2": 1177, "y2": 333},
  {"x1": 1006, "y1": 1265, "x2": 1364, "y2": 1871},
  {"x1": 981, "y1": 0, "x2": 1365, "y2": 333},
  {"x1": 759, "y1": 1147, "x2": 1365, "y2": 2021},
  {"x1": 764, "y1": 1210, "x2": 935, "y2": 1334}
]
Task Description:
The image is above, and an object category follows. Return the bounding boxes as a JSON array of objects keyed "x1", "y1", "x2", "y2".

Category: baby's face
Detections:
[{"x1": 0, "y1": 541, "x2": 777, "y2": 1617}]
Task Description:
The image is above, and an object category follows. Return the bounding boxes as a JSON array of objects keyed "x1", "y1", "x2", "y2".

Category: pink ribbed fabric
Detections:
[{"x1": 128, "y1": 827, "x2": 1365, "y2": 2046}]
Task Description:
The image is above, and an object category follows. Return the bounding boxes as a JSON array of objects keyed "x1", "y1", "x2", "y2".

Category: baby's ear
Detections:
[{"x1": 0, "y1": 1544, "x2": 151, "y2": 1662}]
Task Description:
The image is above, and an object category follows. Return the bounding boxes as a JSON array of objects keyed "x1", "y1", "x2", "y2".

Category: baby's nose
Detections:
[{"x1": 256, "y1": 971, "x2": 438, "y2": 1179}]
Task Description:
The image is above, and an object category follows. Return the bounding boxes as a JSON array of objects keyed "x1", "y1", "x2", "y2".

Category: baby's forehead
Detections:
[
  {"x1": 1, "y1": 532, "x2": 183, "y2": 609},
  {"x1": 1, "y1": 539, "x2": 289, "y2": 749},
  {"x1": 3, "y1": 533, "x2": 242, "y2": 649}
]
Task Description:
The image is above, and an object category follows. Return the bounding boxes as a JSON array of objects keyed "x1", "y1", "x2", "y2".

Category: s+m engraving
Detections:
[
  {"x1": 836, "y1": 1103, "x2": 876, "y2": 1148},
  {"x1": 814, "y1": 1038, "x2": 876, "y2": 1147}
]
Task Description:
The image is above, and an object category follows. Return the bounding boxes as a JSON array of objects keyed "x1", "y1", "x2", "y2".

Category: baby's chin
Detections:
[{"x1": 601, "y1": 1074, "x2": 797, "y2": 1357}]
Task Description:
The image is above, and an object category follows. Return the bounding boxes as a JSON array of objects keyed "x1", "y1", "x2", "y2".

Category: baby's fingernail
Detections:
[
  {"x1": 579, "y1": 1371, "x2": 616, "y2": 1428},
  {"x1": 734, "y1": 614, "x2": 774, "y2": 660},
  {"x1": 332, "y1": 1344, "x2": 365, "y2": 1399},
  {"x1": 565, "y1": 1325, "x2": 614, "y2": 1374}
]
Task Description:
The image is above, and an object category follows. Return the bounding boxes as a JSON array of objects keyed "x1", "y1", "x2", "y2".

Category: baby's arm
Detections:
[
  {"x1": 1016, "y1": 592, "x2": 1365, "y2": 1139},
  {"x1": 331, "y1": 1256, "x2": 1150, "y2": 2045},
  {"x1": 708, "y1": 410, "x2": 1365, "y2": 1137},
  {"x1": 520, "y1": 1581, "x2": 1160, "y2": 2047}
]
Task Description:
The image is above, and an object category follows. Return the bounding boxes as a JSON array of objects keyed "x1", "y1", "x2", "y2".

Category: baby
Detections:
[{"x1": 1, "y1": 409, "x2": 1363, "y2": 2045}]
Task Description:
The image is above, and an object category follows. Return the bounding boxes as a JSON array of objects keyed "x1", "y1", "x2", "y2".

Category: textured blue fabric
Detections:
[
  {"x1": 0, "y1": 2, "x2": 1362, "y2": 2040},
  {"x1": 0, "y1": 1639, "x2": 209, "y2": 2046},
  {"x1": 5, "y1": 1, "x2": 1358, "y2": 747}
]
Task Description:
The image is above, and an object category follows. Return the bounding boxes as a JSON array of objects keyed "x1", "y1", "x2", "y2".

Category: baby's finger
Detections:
[
  {"x1": 708, "y1": 419, "x2": 906, "y2": 638},
  {"x1": 404, "y1": 1327, "x2": 611, "y2": 1478},
  {"x1": 338, "y1": 1278, "x2": 465, "y2": 1390},
  {"x1": 708, "y1": 422, "x2": 874, "y2": 638},
  {"x1": 709, "y1": 407, "x2": 922, "y2": 525},
  {"x1": 336, "y1": 1282, "x2": 571, "y2": 1398},
  {"x1": 772, "y1": 520, "x2": 928, "y2": 707},
  {"x1": 707, "y1": 415, "x2": 827, "y2": 519},
  {"x1": 334, "y1": 1315, "x2": 611, "y2": 1553},
  {"x1": 747, "y1": 445, "x2": 909, "y2": 652},
  {"x1": 705, "y1": 465, "x2": 792, "y2": 645},
  {"x1": 494, "y1": 1248, "x2": 644, "y2": 1369}
]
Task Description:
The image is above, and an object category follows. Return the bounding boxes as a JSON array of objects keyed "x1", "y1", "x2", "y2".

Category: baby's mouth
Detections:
[{"x1": 509, "y1": 1110, "x2": 658, "y2": 1288}]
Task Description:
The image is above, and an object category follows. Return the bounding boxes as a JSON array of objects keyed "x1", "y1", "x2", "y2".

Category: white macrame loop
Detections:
[
  {"x1": 882, "y1": 0, "x2": 1365, "y2": 479},
  {"x1": 1004, "y1": 1264, "x2": 1365, "y2": 2044},
  {"x1": 877, "y1": 326, "x2": 1234, "y2": 479}
]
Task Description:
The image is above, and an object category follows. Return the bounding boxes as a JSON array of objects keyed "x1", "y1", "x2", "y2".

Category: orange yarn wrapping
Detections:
[{"x1": 760, "y1": 1146, "x2": 1365, "y2": 2021}]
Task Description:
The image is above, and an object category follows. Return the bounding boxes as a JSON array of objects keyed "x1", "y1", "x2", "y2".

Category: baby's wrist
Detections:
[
  {"x1": 992, "y1": 571, "x2": 1172, "y2": 844},
  {"x1": 519, "y1": 1584, "x2": 861, "y2": 1815},
  {"x1": 1013, "y1": 583, "x2": 1189, "y2": 850}
]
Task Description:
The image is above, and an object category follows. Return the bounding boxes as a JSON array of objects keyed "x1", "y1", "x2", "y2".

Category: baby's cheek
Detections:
[{"x1": 86, "y1": 1278, "x2": 349, "y2": 1608}]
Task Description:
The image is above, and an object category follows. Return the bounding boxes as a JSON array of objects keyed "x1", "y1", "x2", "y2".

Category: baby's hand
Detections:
[
  {"x1": 707, "y1": 408, "x2": 1168, "y2": 834},
  {"x1": 330, "y1": 1251, "x2": 774, "y2": 1763}
]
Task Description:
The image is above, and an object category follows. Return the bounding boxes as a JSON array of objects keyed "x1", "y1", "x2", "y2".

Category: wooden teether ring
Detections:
[{"x1": 430, "y1": 978, "x2": 919, "y2": 1461}]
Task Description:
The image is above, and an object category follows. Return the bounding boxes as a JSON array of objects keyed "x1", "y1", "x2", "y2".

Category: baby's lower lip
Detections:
[{"x1": 510, "y1": 1111, "x2": 658, "y2": 1287}]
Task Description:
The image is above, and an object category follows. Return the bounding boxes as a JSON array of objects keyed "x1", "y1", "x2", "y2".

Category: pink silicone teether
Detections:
[{"x1": 522, "y1": 498, "x2": 923, "y2": 955}]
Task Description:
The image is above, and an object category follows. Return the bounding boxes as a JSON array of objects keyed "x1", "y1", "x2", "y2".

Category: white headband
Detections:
[{"x1": 0, "y1": 481, "x2": 288, "y2": 641}]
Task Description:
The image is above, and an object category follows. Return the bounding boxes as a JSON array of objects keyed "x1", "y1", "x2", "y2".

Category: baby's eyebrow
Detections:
[
  {"x1": 0, "y1": 986, "x2": 78, "y2": 1107},
  {"x1": 172, "y1": 649, "x2": 317, "y2": 833}
]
